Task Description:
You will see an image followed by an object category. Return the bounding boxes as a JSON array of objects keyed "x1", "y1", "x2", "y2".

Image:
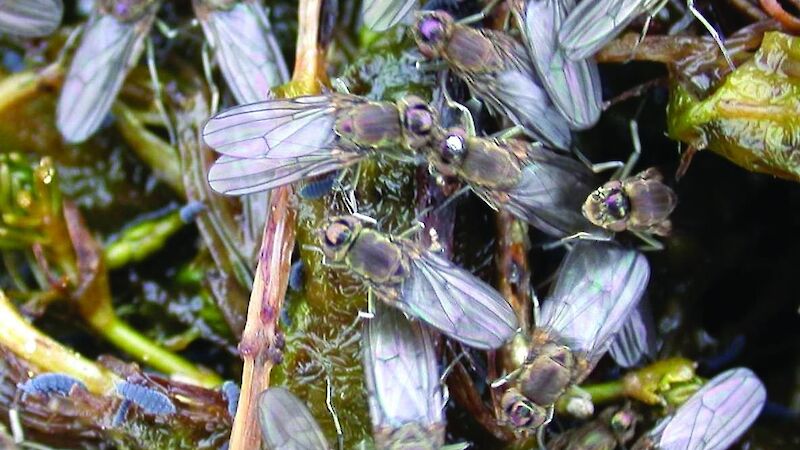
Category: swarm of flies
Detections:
[{"x1": 5, "y1": 0, "x2": 791, "y2": 448}]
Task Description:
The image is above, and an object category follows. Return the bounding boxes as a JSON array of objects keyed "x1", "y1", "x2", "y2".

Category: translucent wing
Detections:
[
  {"x1": 57, "y1": 7, "x2": 156, "y2": 143},
  {"x1": 0, "y1": 0, "x2": 63, "y2": 37},
  {"x1": 363, "y1": 0, "x2": 417, "y2": 31},
  {"x1": 195, "y1": 0, "x2": 289, "y2": 104},
  {"x1": 202, "y1": 96, "x2": 341, "y2": 159},
  {"x1": 480, "y1": 67, "x2": 572, "y2": 150},
  {"x1": 208, "y1": 149, "x2": 362, "y2": 195},
  {"x1": 519, "y1": 0, "x2": 602, "y2": 130},
  {"x1": 646, "y1": 368, "x2": 766, "y2": 450},
  {"x1": 538, "y1": 241, "x2": 649, "y2": 370},
  {"x1": 498, "y1": 147, "x2": 608, "y2": 238},
  {"x1": 258, "y1": 387, "x2": 330, "y2": 450},
  {"x1": 399, "y1": 247, "x2": 518, "y2": 350},
  {"x1": 608, "y1": 301, "x2": 657, "y2": 368},
  {"x1": 363, "y1": 303, "x2": 445, "y2": 447},
  {"x1": 558, "y1": 0, "x2": 656, "y2": 60}
]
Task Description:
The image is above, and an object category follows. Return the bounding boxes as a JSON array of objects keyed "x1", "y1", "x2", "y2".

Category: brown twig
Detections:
[
  {"x1": 729, "y1": 0, "x2": 769, "y2": 20},
  {"x1": 228, "y1": 187, "x2": 297, "y2": 449},
  {"x1": 494, "y1": 212, "x2": 531, "y2": 334},
  {"x1": 228, "y1": 0, "x2": 324, "y2": 448},
  {"x1": 759, "y1": 0, "x2": 800, "y2": 31}
]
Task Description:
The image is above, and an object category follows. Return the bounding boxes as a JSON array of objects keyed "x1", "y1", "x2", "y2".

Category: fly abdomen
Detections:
[
  {"x1": 458, "y1": 139, "x2": 522, "y2": 189},
  {"x1": 336, "y1": 103, "x2": 403, "y2": 148},
  {"x1": 445, "y1": 27, "x2": 504, "y2": 72},
  {"x1": 626, "y1": 179, "x2": 677, "y2": 235}
]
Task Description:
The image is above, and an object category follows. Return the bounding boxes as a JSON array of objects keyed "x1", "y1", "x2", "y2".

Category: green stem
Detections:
[
  {"x1": 113, "y1": 103, "x2": 185, "y2": 198},
  {"x1": 581, "y1": 380, "x2": 626, "y2": 405},
  {"x1": 101, "y1": 316, "x2": 221, "y2": 387},
  {"x1": 104, "y1": 209, "x2": 186, "y2": 270}
]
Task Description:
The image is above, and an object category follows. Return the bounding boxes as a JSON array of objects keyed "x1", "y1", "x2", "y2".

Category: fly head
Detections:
[
  {"x1": 583, "y1": 180, "x2": 630, "y2": 232},
  {"x1": 319, "y1": 215, "x2": 362, "y2": 262},
  {"x1": 500, "y1": 387, "x2": 549, "y2": 431},
  {"x1": 413, "y1": 11, "x2": 454, "y2": 59},
  {"x1": 399, "y1": 96, "x2": 438, "y2": 150}
]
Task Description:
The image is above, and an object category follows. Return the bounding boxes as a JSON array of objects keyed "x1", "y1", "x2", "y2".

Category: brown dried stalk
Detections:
[{"x1": 228, "y1": 0, "x2": 324, "y2": 448}]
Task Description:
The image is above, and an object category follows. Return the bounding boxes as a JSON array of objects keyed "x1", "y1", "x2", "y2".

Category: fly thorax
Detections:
[
  {"x1": 335, "y1": 103, "x2": 402, "y2": 149},
  {"x1": 519, "y1": 343, "x2": 574, "y2": 406},
  {"x1": 346, "y1": 230, "x2": 408, "y2": 286},
  {"x1": 101, "y1": 0, "x2": 155, "y2": 21},
  {"x1": 500, "y1": 388, "x2": 548, "y2": 431},
  {"x1": 445, "y1": 27, "x2": 502, "y2": 73},
  {"x1": 413, "y1": 11, "x2": 454, "y2": 59},
  {"x1": 624, "y1": 179, "x2": 678, "y2": 230},
  {"x1": 460, "y1": 140, "x2": 522, "y2": 189},
  {"x1": 319, "y1": 215, "x2": 362, "y2": 262},
  {"x1": 582, "y1": 181, "x2": 630, "y2": 232},
  {"x1": 399, "y1": 96, "x2": 437, "y2": 151}
]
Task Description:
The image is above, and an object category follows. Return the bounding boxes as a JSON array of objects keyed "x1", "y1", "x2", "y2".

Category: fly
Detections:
[
  {"x1": 57, "y1": 0, "x2": 160, "y2": 143},
  {"x1": 363, "y1": 302, "x2": 445, "y2": 449},
  {"x1": 192, "y1": 0, "x2": 289, "y2": 104},
  {"x1": 424, "y1": 128, "x2": 609, "y2": 239},
  {"x1": 258, "y1": 387, "x2": 330, "y2": 450},
  {"x1": 203, "y1": 94, "x2": 437, "y2": 195},
  {"x1": 582, "y1": 167, "x2": 677, "y2": 240},
  {"x1": 549, "y1": 406, "x2": 639, "y2": 450},
  {"x1": 0, "y1": 0, "x2": 63, "y2": 37},
  {"x1": 632, "y1": 367, "x2": 766, "y2": 450},
  {"x1": 497, "y1": 241, "x2": 649, "y2": 432},
  {"x1": 412, "y1": 10, "x2": 572, "y2": 150},
  {"x1": 511, "y1": 0, "x2": 602, "y2": 130},
  {"x1": 319, "y1": 215, "x2": 518, "y2": 350}
]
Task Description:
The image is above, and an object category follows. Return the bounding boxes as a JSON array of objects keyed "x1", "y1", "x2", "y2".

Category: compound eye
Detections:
[
  {"x1": 325, "y1": 221, "x2": 353, "y2": 248},
  {"x1": 418, "y1": 17, "x2": 445, "y2": 44},
  {"x1": 440, "y1": 134, "x2": 466, "y2": 163},
  {"x1": 604, "y1": 189, "x2": 630, "y2": 220}
]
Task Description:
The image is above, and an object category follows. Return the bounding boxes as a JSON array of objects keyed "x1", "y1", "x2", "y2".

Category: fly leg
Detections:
[
  {"x1": 631, "y1": 230, "x2": 664, "y2": 251},
  {"x1": 325, "y1": 373, "x2": 344, "y2": 450},
  {"x1": 629, "y1": 0, "x2": 669, "y2": 62},
  {"x1": 457, "y1": 0, "x2": 503, "y2": 25},
  {"x1": 413, "y1": 185, "x2": 471, "y2": 225},
  {"x1": 145, "y1": 38, "x2": 177, "y2": 145},
  {"x1": 201, "y1": 41, "x2": 221, "y2": 114},
  {"x1": 687, "y1": 0, "x2": 736, "y2": 70},
  {"x1": 573, "y1": 147, "x2": 624, "y2": 174},
  {"x1": 612, "y1": 119, "x2": 643, "y2": 180},
  {"x1": 490, "y1": 125, "x2": 525, "y2": 141},
  {"x1": 540, "y1": 231, "x2": 614, "y2": 251}
]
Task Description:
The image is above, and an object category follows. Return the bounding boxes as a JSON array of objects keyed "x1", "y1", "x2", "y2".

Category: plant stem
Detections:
[
  {"x1": 63, "y1": 202, "x2": 221, "y2": 387},
  {"x1": 100, "y1": 316, "x2": 220, "y2": 387},
  {"x1": 113, "y1": 103, "x2": 185, "y2": 198},
  {"x1": 0, "y1": 290, "x2": 119, "y2": 394},
  {"x1": 229, "y1": 0, "x2": 323, "y2": 447}
]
